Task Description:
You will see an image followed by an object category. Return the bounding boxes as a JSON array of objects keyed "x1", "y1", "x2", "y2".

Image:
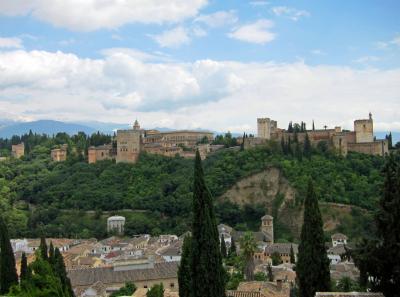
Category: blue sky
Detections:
[{"x1": 0, "y1": 0, "x2": 399, "y2": 133}]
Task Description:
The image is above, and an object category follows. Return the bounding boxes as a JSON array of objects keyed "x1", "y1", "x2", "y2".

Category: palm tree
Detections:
[{"x1": 240, "y1": 232, "x2": 257, "y2": 281}]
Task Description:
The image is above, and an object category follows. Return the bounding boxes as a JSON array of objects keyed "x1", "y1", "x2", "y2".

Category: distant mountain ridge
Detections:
[
  {"x1": 0, "y1": 120, "x2": 398, "y2": 143},
  {"x1": 0, "y1": 120, "x2": 96, "y2": 138}
]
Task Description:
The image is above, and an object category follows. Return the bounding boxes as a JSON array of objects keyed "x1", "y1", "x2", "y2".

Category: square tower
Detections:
[
  {"x1": 116, "y1": 128, "x2": 141, "y2": 163},
  {"x1": 257, "y1": 118, "x2": 272, "y2": 139},
  {"x1": 354, "y1": 113, "x2": 374, "y2": 143}
]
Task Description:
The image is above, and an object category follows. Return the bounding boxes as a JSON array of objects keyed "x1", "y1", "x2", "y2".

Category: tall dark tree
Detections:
[
  {"x1": 303, "y1": 133, "x2": 312, "y2": 159},
  {"x1": 240, "y1": 132, "x2": 245, "y2": 151},
  {"x1": 290, "y1": 244, "x2": 296, "y2": 264},
  {"x1": 353, "y1": 153, "x2": 400, "y2": 296},
  {"x1": 281, "y1": 137, "x2": 287, "y2": 155},
  {"x1": 288, "y1": 121, "x2": 293, "y2": 133},
  {"x1": 267, "y1": 263, "x2": 274, "y2": 281},
  {"x1": 20, "y1": 252, "x2": 28, "y2": 281},
  {"x1": 297, "y1": 181, "x2": 330, "y2": 297},
  {"x1": 312, "y1": 120, "x2": 315, "y2": 131},
  {"x1": 229, "y1": 237, "x2": 237, "y2": 257},
  {"x1": 386, "y1": 132, "x2": 393, "y2": 149},
  {"x1": 178, "y1": 235, "x2": 192, "y2": 297},
  {"x1": 287, "y1": 137, "x2": 293, "y2": 155},
  {"x1": 0, "y1": 217, "x2": 18, "y2": 294},
  {"x1": 190, "y1": 151, "x2": 225, "y2": 297},
  {"x1": 49, "y1": 241, "x2": 55, "y2": 266},
  {"x1": 54, "y1": 247, "x2": 74, "y2": 297},
  {"x1": 39, "y1": 236, "x2": 48, "y2": 261},
  {"x1": 220, "y1": 235, "x2": 227, "y2": 258}
]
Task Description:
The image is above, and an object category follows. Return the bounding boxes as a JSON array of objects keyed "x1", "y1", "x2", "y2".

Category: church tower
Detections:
[{"x1": 260, "y1": 214, "x2": 274, "y2": 244}]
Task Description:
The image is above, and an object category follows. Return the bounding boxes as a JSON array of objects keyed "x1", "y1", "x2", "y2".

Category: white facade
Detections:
[
  {"x1": 328, "y1": 254, "x2": 342, "y2": 265},
  {"x1": 107, "y1": 216, "x2": 126, "y2": 234}
]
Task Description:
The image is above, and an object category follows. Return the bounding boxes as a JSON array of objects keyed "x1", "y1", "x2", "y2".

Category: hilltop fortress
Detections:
[
  {"x1": 247, "y1": 113, "x2": 389, "y2": 156},
  {"x1": 88, "y1": 120, "x2": 214, "y2": 164}
]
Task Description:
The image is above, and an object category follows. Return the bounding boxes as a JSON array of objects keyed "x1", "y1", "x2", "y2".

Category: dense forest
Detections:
[{"x1": 0, "y1": 131, "x2": 389, "y2": 241}]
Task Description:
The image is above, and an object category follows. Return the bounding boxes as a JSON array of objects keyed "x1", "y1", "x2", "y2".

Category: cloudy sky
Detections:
[{"x1": 0, "y1": 0, "x2": 399, "y2": 133}]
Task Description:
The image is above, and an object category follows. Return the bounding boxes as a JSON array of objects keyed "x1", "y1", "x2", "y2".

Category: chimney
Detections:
[{"x1": 276, "y1": 279, "x2": 282, "y2": 291}]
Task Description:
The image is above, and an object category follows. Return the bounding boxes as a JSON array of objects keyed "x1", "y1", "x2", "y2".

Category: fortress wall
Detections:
[{"x1": 348, "y1": 140, "x2": 388, "y2": 156}]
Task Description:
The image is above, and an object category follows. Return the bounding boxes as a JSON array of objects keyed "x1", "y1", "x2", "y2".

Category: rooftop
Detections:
[{"x1": 67, "y1": 261, "x2": 178, "y2": 286}]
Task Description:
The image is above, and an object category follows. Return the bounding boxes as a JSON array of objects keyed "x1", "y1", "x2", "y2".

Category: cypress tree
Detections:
[
  {"x1": 352, "y1": 153, "x2": 400, "y2": 296},
  {"x1": 49, "y1": 241, "x2": 55, "y2": 266},
  {"x1": 281, "y1": 137, "x2": 286, "y2": 155},
  {"x1": 20, "y1": 252, "x2": 28, "y2": 281},
  {"x1": 229, "y1": 237, "x2": 237, "y2": 257},
  {"x1": 220, "y1": 235, "x2": 227, "y2": 258},
  {"x1": 267, "y1": 263, "x2": 274, "y2": 281},
  {"x1": 0, "y1": 216, "x2": 18, "y2": 294},
  {"x1": 303, "y1": 133, "x2": 312, "y2": 159},
  {"x1": 178, "y1": 235, "x2": 192, "y2": 297},
  {"x1": 39, "y1": 236, "x2": 48, "y2": 261},
  {"x1": 287, "y1": 137, "x2": 293, "y2": 155},
  {"x1": 290, "y1": 245, "x2": 295, "y2": 264},
  {"x1": 54, "y1": 247, "x2": 74, "y2": 297},
  {"x1": 297, "y1": 181, "x2": 330, "y2": 297},
  {"x1": 190, "y1": 150, "x2": 225, "y2": 297},
  {"x1": 312, "y1": 120, "x2": 315, "y2": 131},
  {"x1": 295, "y1": 142, "x2": 303, "y2": 161}
]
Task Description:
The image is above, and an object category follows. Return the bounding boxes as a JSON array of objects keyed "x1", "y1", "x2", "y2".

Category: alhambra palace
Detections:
[{"x1": 9, "y1": 113, "x2": 389, "y2": 163}]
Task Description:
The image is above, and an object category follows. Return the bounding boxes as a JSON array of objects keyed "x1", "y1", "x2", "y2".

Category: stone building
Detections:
[
  {"x1": 257, "y1": 118, "x2": 277, "y2": 140},
  {"x1": 11, "y1": 143, "x2": 25, "y2": 158},
  {"x1": 51, "y1": 144, "x2": 68, "y2": 162},
  {"x1": 68, "y1": 261, "x2": 178, "y2": 295},
  {"x1": 89, "y1": 120, "x2": 214, "y2": 164},
  {"x1": 116, "y1": 120, "x2": 142, "y2": 164},
  {"x1": 88, "y1": 144, "x2": 114, "y2": 164},
  {"x1": 260, "y1": 215, "x2": 274, "y2": 244},
  {"x1": 248, "y1": 113, "x2": 388, "y2": 156},
  {"x1": 107, "y1": 216, "x2": 125, "y2": 235}
]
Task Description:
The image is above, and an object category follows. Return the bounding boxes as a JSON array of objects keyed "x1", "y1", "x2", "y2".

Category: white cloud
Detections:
[
  {"x1": 311, "y1": 49, "x2": 327, "y2": 56},
  {"x1": 390, "y1": 35, "x2": 400, "y2": 47},
  {"x1": 250, "y1": 1, "x2": 270, "y2": 6},
  {"x1": 100, "y1": 48, "x2": 171, "y2": 62},
  {"x1": 0, "y1": 0, "x2": 208, "y2": 31},
  {"x1": 376, "y1": 34, "x2": 400, "y2": 50},
  {"x1": 228, "y1": 19, "x2": 275, "y2": 44},
  {"x1": 58, "y1": 38, "x2": 75, "y2": 46},
  {"x1": 0, "y1": 37, "x2": 23, "y2": 48},
  {"x1": 150, "y1": 27, "x2": 191, "y2": 48},
  {"x1": 272, "y1": 6, "x2": 310, "y2": 21},
  {"x1": 194, "y1": 10, "x2": 237, "y2": 27},
  {"x1": 353, "y1": 56, "x2": 381, "y2": 64},
  {"x1": 0, "y1": 49, "x2": 399, "y2": 132}
]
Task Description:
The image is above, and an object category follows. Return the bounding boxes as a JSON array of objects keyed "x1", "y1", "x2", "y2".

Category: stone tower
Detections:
[
  {"x1": 133, "y1": 119, "x2": 140, "y2": 131},
  {"x1": 260, "y1": 214, "x2": 274, "y2": 244},
  {"x1": 116, "y1": 120, "x2": 141, "y2": 163},
  {"x1": 257, "y1": 118, "x2": 271, "y2": 139},
  {"x1": 354, "y1": 113, "x2": 374, "y2": 143}
]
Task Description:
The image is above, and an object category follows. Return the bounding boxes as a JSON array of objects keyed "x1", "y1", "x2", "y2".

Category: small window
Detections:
[
  {"x1": 144, "y1": 285, "x2": 148, "y2": 288},
  {"x1": 170, "y1": 283, "x2": 175, "y2": 288}
]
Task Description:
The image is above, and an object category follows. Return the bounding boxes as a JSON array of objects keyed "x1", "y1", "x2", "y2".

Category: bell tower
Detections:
[{"x1": 260, "y1": 214, "x2": 274, "y2": 244}]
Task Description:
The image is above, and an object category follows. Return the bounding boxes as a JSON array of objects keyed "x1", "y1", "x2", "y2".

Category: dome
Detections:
[
  {"x1": 107, "y1": 216, "x2": 126, "y2": 222},
  {"x1": 261, "y1": 214, "x2": 273, "y2": 220}
]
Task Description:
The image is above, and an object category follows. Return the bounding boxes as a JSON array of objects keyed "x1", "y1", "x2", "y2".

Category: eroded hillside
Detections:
[{"x1": 219, "y1": 167, "x2": 373, "y2": 242}]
